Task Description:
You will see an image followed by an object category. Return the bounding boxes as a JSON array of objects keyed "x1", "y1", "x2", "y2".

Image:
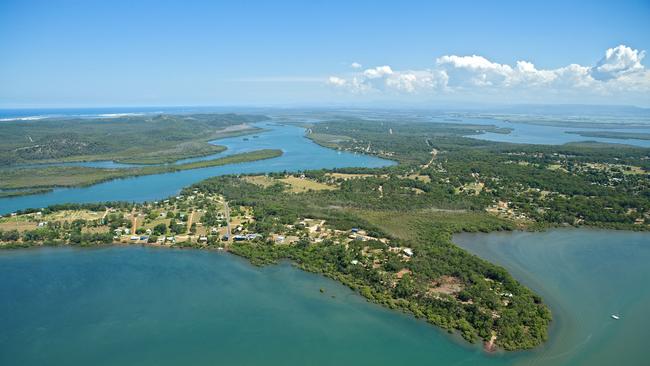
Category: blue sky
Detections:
[{"x1": 1, "y1": 0, "x2": 649, "y2": 107}]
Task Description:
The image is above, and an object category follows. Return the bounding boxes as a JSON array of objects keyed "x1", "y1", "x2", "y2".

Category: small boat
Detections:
[{"x1": 611, "y1": 314, "x2": 620, "y2": 320}]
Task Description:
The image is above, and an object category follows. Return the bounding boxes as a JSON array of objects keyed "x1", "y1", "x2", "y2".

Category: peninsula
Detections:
[{"x1": 2, "y1": 115, "x2": 648, "y2": 352}]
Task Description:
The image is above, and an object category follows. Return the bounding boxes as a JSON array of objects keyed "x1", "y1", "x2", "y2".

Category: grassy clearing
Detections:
[
  {"x1": 0, "y1": 221, "x2": 36, "y2": 232},
  {"x1": 244, "y1": 174, "x2": 337, "y2": 192},
  {"x1": 45, "y1": 210, "x2": 102, "y2": 222},
  {"x1": 546, "y1": 164, "x2": 568, "y2": 173},
  {"x1": 326, "y1": 172, "x2": 381, "y2": 180},
  {"x1": 243, "y1": 175, "x2": 277, "y2": 188},
  {"x1": 457, "y1": 182, "x2": 485, "y2": 195},
  {"x1": 403, "y1": 174, "x2": 431, "y2": 183},
  {"x1": 354, "y1": 208, "x2": 513, "y2": 241},
  {"x1": 279, "y1": 176, "x2": 336, "y2": 193},
  {"x1": 307, "y1": 133, "x2": 353, "y2": 149}
]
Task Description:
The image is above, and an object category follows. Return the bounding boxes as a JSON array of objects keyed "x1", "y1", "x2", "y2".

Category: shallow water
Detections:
[
  {"x1": 0, "y1": 246, "x2": 509, "y2": 366},
  {"x1": 1, "y1": 229, "x2": 647, "y2": 365},
  {"x1": 454, "y1": 229, "x2": 650, "y2": 366}
]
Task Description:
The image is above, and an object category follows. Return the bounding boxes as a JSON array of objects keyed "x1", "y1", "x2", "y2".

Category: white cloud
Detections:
[
  {"x1": 436, "y1": 55, "x2": 512, "y2": 87},
  {"x1": 591, "y1": 45, "x2": 646, "y2": 81},
  {"x1": 363, "y1": 65, "x2": 394, "y2": 79},
  {"x1": 326, "y1": 76, "x2": 347, "y2": 87},
  {"x1": 326, "y1": 45, "x2": 650, "y2": 103},
  {"x1": 350, "y1": 62, "x2": 362, "y2": 69}
]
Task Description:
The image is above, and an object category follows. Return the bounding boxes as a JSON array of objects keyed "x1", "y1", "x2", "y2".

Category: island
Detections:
[
  {"x1": 565, "y1": 130, "x2": 650, "y2": 141},
  {"x1": 0, "y1": 113, "x2": 279, "y2": 195}
]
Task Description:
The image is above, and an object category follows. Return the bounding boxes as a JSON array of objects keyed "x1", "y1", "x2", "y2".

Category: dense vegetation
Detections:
[
  {"x1": 0, "y1": 113, "x2": 267, "y2": 166},
  {"x1": 0, "y1": 149, "x2": 282, "y2": 189},
  {"x1": 566, "y1": 130, "x2": 650, "y2": 141},
  {"x1": 187, "y1": 175, "x2": 550, "y2": 350},
  {"x1": 306, "y1": 119, "x2": 650, "y2": 230}
]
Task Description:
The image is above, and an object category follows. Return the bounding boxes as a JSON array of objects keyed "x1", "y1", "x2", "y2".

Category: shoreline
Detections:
[
  {"x1": 0, "y1": 240, "x2": 513, "y2": 355},
  {"x1": 0, "y1": 149, "x2": 283, "y2": 193}
]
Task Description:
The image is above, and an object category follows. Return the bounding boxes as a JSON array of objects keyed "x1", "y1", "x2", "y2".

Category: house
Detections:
[
  {"x1": 351, "y1": 228, "x2": 359, "y2": 233},
  {"x1": 37, "y1": 221, "x2": 48, "y2": 227},
  {"x1": 232, "y1": 233, "x2": 259, "y2": 241},
  {"x1": 402, "y1": 248, "x2": 414, "y2": 257},
  {"x1": 198, "y1": 236, "x2": 208, "y2": 242},
  {"x1": 145, "y1": 228, "x2": 152, "y2": 235},
  {"x1": 275, "y1": 235, "x2": 285, "y2": 244},
  {"x1": 114, "y1": 228, "x2": 122, "y2": 235}
]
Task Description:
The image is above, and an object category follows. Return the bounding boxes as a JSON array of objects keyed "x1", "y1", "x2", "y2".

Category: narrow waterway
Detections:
[{"x1": 0, "y1": 122, "x2": 394, "y2": 214}]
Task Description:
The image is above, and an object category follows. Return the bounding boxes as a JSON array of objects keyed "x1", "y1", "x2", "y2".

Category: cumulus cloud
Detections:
[
  {"x1": 327, "y1": 76, "x2": 347, "y2": 87},
  {"x1": 591, "y1": 45, "x2": 646, "y2": 81},
  {"x1": 436, "y1": 55, "x2": 513, "y2": 87},
  {"x1": 363, "y1": 65, "x2": 394, "y2": 79},
  {"x1": 350, "y1": 62, "x2": 362, "y2": 69},
  {"x1": 326, "y1": 45, "x2": 649, "y2": 102}
]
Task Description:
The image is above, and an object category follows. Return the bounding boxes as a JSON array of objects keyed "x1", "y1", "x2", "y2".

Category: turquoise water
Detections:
[
  {"x1": 1, "y1": 230, "x2": 647, "y2": 365},
  {"x1": 454, "y1": 229, "x2": 650, "y2": 366},
  {"x1": 0, "y1": 122, "x2": 394, "y2": 214},
  {"x1": 0, "y1": 246, "x2": 509, "y2": 366}
]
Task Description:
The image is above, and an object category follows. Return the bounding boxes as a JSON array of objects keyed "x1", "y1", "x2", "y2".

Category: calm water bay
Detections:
[
  {"x1": 1, "y1": 229, "x2": 648, "y2": 365},
  {"x1": 0, "y1": 246, "x2": 508, "y2": 366},
  {"x1": 454, "y1": 229, "x2": 650, "y2": 366}
]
